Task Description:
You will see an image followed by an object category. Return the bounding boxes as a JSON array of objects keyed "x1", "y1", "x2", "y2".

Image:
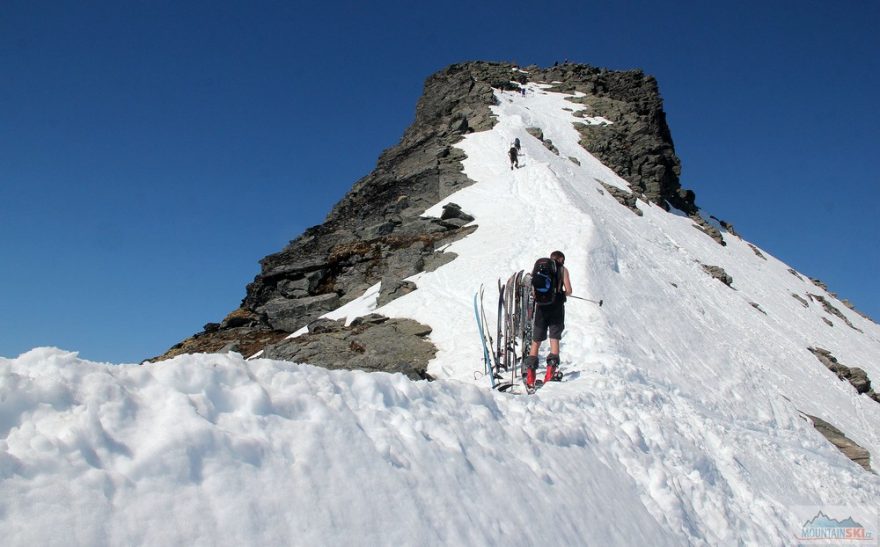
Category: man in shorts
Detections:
[{"x1": 524, "y1": 250, "x2": 572, "y2": 388}]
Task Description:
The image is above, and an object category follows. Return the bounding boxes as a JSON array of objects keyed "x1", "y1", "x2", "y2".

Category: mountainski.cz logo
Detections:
[{"x1": 796, "y1": 510, "x2": 875, "y2": 543}]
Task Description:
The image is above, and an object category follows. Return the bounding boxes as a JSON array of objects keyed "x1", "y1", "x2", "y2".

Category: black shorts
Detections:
[{"x1": 533, "y1": 301, "x2": 564, "y2": 342}]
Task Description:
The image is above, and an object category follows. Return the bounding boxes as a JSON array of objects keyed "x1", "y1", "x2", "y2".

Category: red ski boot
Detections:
[{"x1": 526, "y1": 367, "x2": 537, "y2": 389}]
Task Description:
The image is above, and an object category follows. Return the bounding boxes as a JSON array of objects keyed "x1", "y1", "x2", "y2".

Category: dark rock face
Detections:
[
  {"x1": 542, "y1": 64, "x2": 694, "y2": 214},
  {"x1": 806, "y1": 414, "x2": 873, "y2": 472},
  {"x1": 809, "y1": 347, "x2": 880, "y2": 403},
  {"x1": 262, "y1": 314, "x2": 435, "y2": 380},
  {"x1": 808, "y1": 294, "x2": 862, "y2": 332},
  {"x1": 709, "y1": 216, "x2": 739, "y2": 237},
  {"x1": 440, "y1": 202, "x2": 474, "y2": 223},
  {"x1": 748, "y1": 244, "x2": 767, "y2": 260},
  {"x1": 155, "y1": 60, "x2": 696, "y2": 364},
  {"x1": 524, "y1": 126, "x2": 560, "y2": 155},
  {"x1": 377, "y1": 278, "x2": 417, "y2": 307},
  {"x1": 805, "y1": 278, "x2": 873, "y2": 324},
  {"x1": 237, "y1": 63, "x2": 515, "y2": 337},
  {"x1": 597, "y1": 181, "x2": 643, "y2": 216},
  {"x1": 691, "y1": 215, "x2": 726, "y2": 246},
  {"x1": 260, "y1": 294, "x2": 341, "y2": 331},
  {"x1": 701, "y1": 264, "x2": 733, "y2": 287},
  {"x1": 150, "y1": 324, "x2": 290, "y2": 363}
]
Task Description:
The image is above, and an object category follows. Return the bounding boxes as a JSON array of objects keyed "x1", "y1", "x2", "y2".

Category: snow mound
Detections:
[{"x1": 4, "y1": 348, "x2": 877, "y2": 545}]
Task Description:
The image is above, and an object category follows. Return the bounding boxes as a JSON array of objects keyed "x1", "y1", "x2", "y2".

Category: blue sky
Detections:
[{"x1": 2, "y1": 1, "x2": 878, "y2": 362}]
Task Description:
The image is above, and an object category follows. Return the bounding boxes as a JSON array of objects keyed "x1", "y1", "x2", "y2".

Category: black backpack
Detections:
[{"x1": 531, "y1": 257, "x2": 560, "y2": 305}]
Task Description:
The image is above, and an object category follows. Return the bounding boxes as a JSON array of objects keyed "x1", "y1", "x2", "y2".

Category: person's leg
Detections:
[
  {"x1": 524, "y1": 341, "x2": 540, "y2": 386},
  {"x1": 544, "y1": 343, "x2": 560, "y2": 383},
  {"x1": 531, "y1": 306, "x2": 549, "y2": 357},
  {"x1": 545, "y1": 306, "x2": 564, "y2": 382},
  {"x1": 527, "y1": 307, "x2": 553, "y2": 387}
]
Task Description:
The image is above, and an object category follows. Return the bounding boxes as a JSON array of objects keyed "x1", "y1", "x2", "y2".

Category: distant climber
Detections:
[
  {"x1": 508, "y1": 145, "x2": 519, "y2": 170},
  {"x1": 514, "y1": 137, "x2": 521, "y2": 151},
  {"x1": 524, "y1": 251, "x2": 572, "y2": 390}
]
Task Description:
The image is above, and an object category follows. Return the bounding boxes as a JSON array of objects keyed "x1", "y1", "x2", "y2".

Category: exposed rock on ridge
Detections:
[
  {"x1": 805, "y1": 415, "x2": 873, "y2": 472},
  {"x1": 263, "y1": 314, "x2": 435, "y2": 380},
  {"x1": 154, "y1": 61, "x2": 697, "y2": 367},
  {"x1": 808, "y1": 346, "x2": 880, "y2": 403},
  {"x1": 543, "y1": 64, "x2": 695, "y2": 214}
]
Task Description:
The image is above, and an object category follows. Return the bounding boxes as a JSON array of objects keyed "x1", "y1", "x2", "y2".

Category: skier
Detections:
[
  {"x1": 524, "y1": 251, "x2": 572, "y2": 389},
  {"x1": 508, "y1": 145, "x2": 519, "y2": 170}
]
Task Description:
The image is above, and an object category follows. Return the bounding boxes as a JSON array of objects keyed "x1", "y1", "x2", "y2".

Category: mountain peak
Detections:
[{"x1": 155, "y1": 61, "x2": 697, "y2": 362}]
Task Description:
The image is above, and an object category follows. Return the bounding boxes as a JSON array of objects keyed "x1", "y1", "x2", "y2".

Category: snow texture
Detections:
[{"x1": 2, "y1": 84, "x2": 879, "y2": 546}]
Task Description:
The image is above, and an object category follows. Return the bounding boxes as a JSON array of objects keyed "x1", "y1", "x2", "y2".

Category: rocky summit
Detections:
[{"x1": 154, "y1": 61, "x2": 699, "y2": 375}]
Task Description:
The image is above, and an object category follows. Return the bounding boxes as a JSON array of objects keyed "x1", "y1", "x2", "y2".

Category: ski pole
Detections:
[{"x1": 568, "y1": 295, "x2": 603, "y2": 307}]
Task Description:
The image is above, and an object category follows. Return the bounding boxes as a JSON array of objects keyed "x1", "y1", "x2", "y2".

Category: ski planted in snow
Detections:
[{"x1": 473, "y1": 286, "x2": 495, "y2": 389}]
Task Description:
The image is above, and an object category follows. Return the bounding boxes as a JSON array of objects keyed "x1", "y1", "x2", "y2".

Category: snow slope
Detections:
[{"x1": 2, "y1": 78, "x2": 879, "y2": 545}]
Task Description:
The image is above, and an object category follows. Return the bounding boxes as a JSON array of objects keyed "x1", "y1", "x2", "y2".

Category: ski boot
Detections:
[
  {"x1": 544, "y1": 353, "x2": 561, "y2": 383},
  {"x1": 524, "y1": 355, "x2": 538, "y2": 392}
]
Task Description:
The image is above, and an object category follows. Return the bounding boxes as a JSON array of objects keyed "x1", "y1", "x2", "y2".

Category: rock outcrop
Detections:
[
  {"x1": 806, "y1": 414, "x2": 873, "y2": 472},
  {"x1": 597, "y1": 181, "x2": 643, "y2": 216},
  {"x1": 808, "y1": 294, "x2": 862, "y2": 332},
  {"x1": 808, "y1": 347, "x2": 880, "y2": 403},
  {"x1": 549, "y1": 65, "x2": 695, "y2": 214},
  {"x1": 154, "y1": 61, "x2": 696, "y2": 367},
  {"x1": 701, "y1": 264, "x2": 734, "y2": 287},
  {"x1": 262, "y1": 314, "x2": 435, "y2": 380}
]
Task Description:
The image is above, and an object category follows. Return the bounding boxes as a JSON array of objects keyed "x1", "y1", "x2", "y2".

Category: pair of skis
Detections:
[
  {"x1": 474, "y1": 271, "x2": 536, "y2": 393},
  {"x1": 474, "y1": 286, "x2": 497, "y2": 389}
]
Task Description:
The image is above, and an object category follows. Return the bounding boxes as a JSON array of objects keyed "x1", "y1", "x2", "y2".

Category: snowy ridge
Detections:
[{"x1": 2, "y1": 82, "x2": 879, "y2": 545}]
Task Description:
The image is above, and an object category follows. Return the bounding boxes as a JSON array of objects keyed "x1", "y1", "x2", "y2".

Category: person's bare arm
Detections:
[{"x1": 563, "y1": 266, "x2": 573, "y2": 295}]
